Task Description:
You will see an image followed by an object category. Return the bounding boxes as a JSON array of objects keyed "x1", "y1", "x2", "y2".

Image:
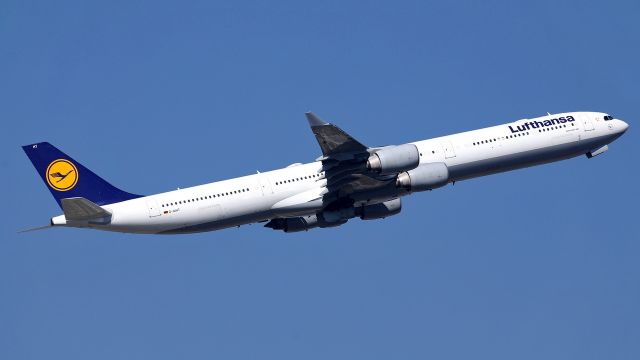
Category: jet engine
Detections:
[
  {"x1": 367, "y1": 144, "x2": 420, "y2": 174},
  {"x1": 359, "y1": 198, "x2": 401, "y2": 220},
  {"x1": 396, "y1": 162, "x2": 449, "y2": 192},
  {"x1": 265, "y1": 215, "x2": 319, "y2": 232},
  {"x1": 264, "y1": 214, "x2": 346, "y2": 233}
]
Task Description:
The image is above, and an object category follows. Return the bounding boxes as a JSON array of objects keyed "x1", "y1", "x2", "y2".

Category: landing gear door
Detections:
[
  {"x1": 146, "y1": 199, "x2": 161, "y2": 218},
  {"x1": 441, "y1": 141, "x2": 456, "y2": 159}
]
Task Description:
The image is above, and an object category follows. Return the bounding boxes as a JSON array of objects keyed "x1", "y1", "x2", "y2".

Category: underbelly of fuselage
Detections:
[{"x1": 448, "y1": 133, "x2": 614, "y2": 181}]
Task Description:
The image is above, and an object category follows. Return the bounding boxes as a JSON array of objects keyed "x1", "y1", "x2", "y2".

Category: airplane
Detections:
[{"x1": 22, "y1": 111, "x2": 628, "y2": 234}]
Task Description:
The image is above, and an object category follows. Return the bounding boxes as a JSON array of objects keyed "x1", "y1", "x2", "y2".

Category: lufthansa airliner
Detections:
[{"x1": 22, "y1": 111, "x2": 628, "y2": 234}]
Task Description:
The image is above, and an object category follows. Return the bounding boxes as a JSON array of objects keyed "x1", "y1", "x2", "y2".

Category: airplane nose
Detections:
[{"x1": 619, "y1": 120, "x2": 629, "y2": 133}]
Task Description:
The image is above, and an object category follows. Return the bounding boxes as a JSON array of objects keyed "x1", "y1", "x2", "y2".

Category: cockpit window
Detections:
[{"x1": 604, "y1": 115, "x2": 614, "y2": 121}]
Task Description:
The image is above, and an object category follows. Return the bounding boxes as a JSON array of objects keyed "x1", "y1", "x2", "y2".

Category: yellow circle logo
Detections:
[{"x1": 46, "y1": 159, "x2": 78, "y2": 191}]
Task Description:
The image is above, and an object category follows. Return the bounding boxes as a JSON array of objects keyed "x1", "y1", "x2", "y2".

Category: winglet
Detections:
[{"x1": 305, "y1": 112, "x2": 329, "y2": 127}]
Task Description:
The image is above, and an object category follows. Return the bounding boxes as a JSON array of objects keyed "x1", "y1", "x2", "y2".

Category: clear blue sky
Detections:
[{"x1": 2, "y1": 1, "x2": 639, "y2": 359}]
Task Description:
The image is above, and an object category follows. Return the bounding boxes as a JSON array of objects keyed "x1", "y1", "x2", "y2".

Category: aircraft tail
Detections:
[{"x1": 22, "y1": 142, "x2": 142, "y2": 209}]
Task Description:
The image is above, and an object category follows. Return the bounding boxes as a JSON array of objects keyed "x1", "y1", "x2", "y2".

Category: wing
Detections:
[
  {"x1": 265, "y1": 113, "x2": 402, "y2": 232},
  {"x1": 305, "y1": 112, "x2": 395, "y2": 205},
  {"x1": 306, "y1": 112, "x2": 368, "y2": 158}
]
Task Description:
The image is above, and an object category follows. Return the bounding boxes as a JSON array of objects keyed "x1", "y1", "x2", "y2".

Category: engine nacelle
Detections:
[
  {"x1": 265, "y1": 214, "x2": 347, "y2": 233},
  {"x1": 396, "y1": 162, "x2": 449, "y2": 192},
  {"x1": 265, "y1": 215, "x2": 319, "y2": 232},
  {"x1": 367, "y1": 144, "x2": 420, "y2": 174},
  {"x1": 359, "y1": 198, "x2": 401, "y2": 220}
]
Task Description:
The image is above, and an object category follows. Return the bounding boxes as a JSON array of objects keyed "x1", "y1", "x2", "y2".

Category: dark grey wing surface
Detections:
[
  {"x1": 305, "y1": 112, "x2": 368, "y2": 157},
  {"x1": 265, "y1": 112, "x2": 401, "y2": 230},
  {"x1": 305, "y1": 112, "x2": 396, "y2": 204}
]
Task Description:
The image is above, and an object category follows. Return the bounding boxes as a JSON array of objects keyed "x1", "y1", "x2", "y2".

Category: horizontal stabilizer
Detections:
[
  {"x1": 18, "y1": 224, "x2": 53, "y2": 233},
  {"x1": 61, "y1": 197, "x2": 112, "y2": 221}
]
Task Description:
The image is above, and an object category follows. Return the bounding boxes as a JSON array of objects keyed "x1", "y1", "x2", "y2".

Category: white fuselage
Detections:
[{"x1": 51, "y1": 112, "x2": 629, "y2": 234}]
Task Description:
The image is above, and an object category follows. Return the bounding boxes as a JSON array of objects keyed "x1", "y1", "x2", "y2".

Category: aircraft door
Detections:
[
  {"x1": 259, "y1": 174, "x2": 273, "y2": 196},
  {"x1": 146, "y1": 199, "x2": 161, "y2": 218},
  {"x1": 441, "y1": 141, "x2": 456, "y2": 159},
  {"x1": 583, "y1": 116, "x2": 595, "y2": 131}
]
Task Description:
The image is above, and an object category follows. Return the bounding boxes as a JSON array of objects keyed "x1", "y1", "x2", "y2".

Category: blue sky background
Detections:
[{"x1": 2, "y1": 1, "x2": 639, "y2": 359}]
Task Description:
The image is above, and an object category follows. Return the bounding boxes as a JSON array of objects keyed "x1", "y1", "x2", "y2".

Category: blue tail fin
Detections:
[{"x1": 22, "y1": 142, "x2": 143, "y2": 208}]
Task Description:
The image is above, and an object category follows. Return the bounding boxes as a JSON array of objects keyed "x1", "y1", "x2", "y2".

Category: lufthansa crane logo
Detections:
[{"x1": 46, "y1": 159, "x2": 78, "y2": 191}]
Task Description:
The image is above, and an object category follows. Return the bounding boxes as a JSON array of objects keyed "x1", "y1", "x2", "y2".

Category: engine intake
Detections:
[
  {"x1": 367, "y1": 144, "x2": 420, "y2": 174},
  {"x1": 396, "y1": 162, "x2": 449, "y2": 192}
]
